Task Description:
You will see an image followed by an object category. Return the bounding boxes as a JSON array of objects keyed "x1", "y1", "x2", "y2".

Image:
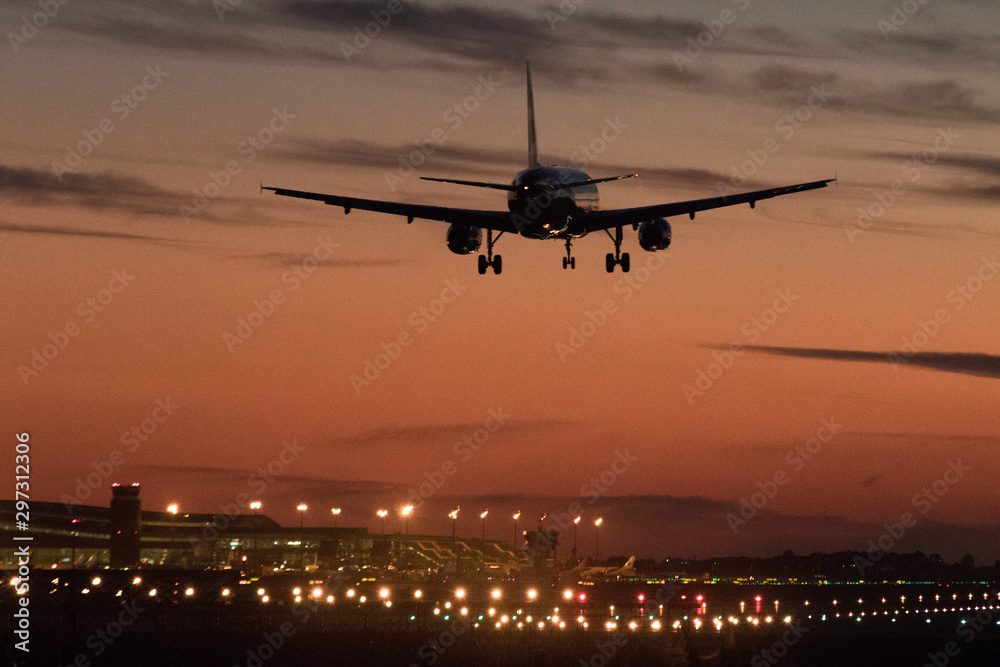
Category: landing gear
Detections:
[
  {"x1": 562, "y1": 239, "x2": 576, "y2": 269},
  {"x1": 478, "y1": 229, "x2": 503, "y2": 275},
  {"x1": 604, "y1": 225, "x2": 630, "y2": 272}
]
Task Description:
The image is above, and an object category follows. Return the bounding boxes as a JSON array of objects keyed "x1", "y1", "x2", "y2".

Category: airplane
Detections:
[
  {"x1": 573, "y1": 555, "x2": 638, "y2": 581},
  {"x1": 263, "y1": 63, "x2": 833, "y2": 275}
]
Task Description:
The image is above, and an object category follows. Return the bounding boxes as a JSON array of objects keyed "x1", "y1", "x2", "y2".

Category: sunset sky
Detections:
[{"x1": 2, "y1": 0, "x2": 997, "y2": 564}]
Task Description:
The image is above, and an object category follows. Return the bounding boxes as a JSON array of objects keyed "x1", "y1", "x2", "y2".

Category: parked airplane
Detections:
[
  {"x1": 263, "y1": 64, "x2": 832, "y2": 275},
  {"x1": 575, "y1": 555, "x2": 638, "y2": 581}
]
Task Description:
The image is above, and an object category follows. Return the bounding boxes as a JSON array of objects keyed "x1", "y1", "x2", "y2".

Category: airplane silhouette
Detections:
[{"x1": 264, "y1": 64, "x2": 832, "y2": 275}]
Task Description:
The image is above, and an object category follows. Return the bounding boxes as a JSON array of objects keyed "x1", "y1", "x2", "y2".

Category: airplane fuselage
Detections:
[{"x1": 508, "y1": 167, "x2": 598, "y2": 240}]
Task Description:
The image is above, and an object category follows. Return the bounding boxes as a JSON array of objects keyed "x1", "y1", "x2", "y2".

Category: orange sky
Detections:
[{"x1": 2, "y1": 0, "x2": 998, "y2": 562}]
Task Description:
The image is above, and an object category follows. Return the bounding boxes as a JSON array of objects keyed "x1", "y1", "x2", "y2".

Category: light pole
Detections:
[
  {"x1": 331, "y1": 508, "x2": 341, "y2": 528},
  {"x1": 377, "y1": 509, "x2": 388, "y2": 534},
  {"x1": 594, "y1": 517, "x2": 603, "y2": 560},
  {"x1": 401, "y1": 505, "x2": 413, "y2": 535},
  {"x1": 480, "y1": 510, "x2": 488, "y2": 541},
  {"x1": 250, "y1": 501, "x2": 261, "y2": 573},
  {"x1": 573, "y1": 515, "x2": 581, "y2": 558},
  {"x1": 167, "y1": 504, "x2": 178, "y2": 566},
  {"x1": 449, "y1": 507, "x2": 460, "y2": 539},
  {"x1": 512, "y1": 511, "x2": 520, "y2": 550},
  {"x1": 297, "y1": 504, "x2": 308, "y2": 570}
]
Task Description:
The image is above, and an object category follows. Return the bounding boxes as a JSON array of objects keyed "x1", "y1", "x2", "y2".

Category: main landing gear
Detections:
[
  {"x1": 478, "y1": 229, "x2": 503, "y2": 274},
  {"x1": 604, "y1": 225, "x2": 630, "y2": 273},
  {"x1": 562, "y1": 238, "x2": 576, "y2": 269}
]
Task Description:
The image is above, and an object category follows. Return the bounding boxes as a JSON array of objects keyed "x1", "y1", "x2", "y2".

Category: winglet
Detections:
[{"x1": 526, "y1": 62, "x2": 539, "y2": 170}]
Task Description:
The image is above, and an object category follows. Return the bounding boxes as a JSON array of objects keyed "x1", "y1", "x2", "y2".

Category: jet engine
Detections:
[
  {"x1": 446, "y1": 224, "x2": 483, "y2": 255},
  {"x1": 637, "y1": 218, "x2": 672, "y2": 251}
]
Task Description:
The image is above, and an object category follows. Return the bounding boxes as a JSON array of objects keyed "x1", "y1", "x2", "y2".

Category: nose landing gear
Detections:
[{"x1": 562, "y1": 238, "x2": 576, "y2": 269}]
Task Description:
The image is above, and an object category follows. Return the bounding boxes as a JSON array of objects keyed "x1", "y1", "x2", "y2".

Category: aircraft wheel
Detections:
[
  {"x1": 478, "y1": 255, "x2": 488, "y2": 274},
  {"x1": 621, "y1": 252, "x2": 630, "y2": 273},
  {"x1": 562, "y1": 257, "x2": 568, "y2": 269},
  {"x1": 606, "y1": 253, "x2": 615, "y2": 273},
  {"x1": 570, "y1": 257, "x2": 576, "y2": 269},
  {"x1": 493, "y1": 255, "x2": 502, "y2": 274}
]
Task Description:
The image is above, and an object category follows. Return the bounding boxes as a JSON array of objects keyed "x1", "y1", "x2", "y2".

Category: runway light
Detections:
[
  {"x1": 91, "y1": 577, "x2": 101, "y2": 586},
  {"x1": 455, "y1": 588, "x2": 466, "y2": 599},
  {"x1": 185, "y1": 588, "x2": 194, "y2": 596},
  {"x1": 293, "y1": 587, "x2": 301, "y2": 596},
  {"x1": 313, "y1": 587, "x2": 323, "y2": 598},
  {"x1": 563, "y1": 589, "x2": 573, "y2": 600},
  {"x1": 149, "y1": 589, "x2": 157, "y2": 597},
  {"x1": 492, "y1": 588, "x2": 502, "y2": 600},
  {"x1": 527, "y1": 588, "x2": 538, "y2": 600},
  {"x1": 414, "y1": 590, "x2": 423, "y2": 599},
  {"x1": 262, "y1": 595, "x2": 269, "y2": 603},
  {"x1": 132, "y1": 577, "x2": 142, "y2": 586},
  {"x1": 257, "y1": 588, "x2": 265, "y2": 596},
  {"x1": 222, "y1": 589, "x2": 231, "y2": 597},
  {"x1": 651, "y1": 620, "x2": 661, "y2": 630},
  {"x1": 347, "y1": 589, "x2": 355, "y2": 598},
  {"x1": 380, "y1": 588, "x2": 390, "y2": 599},
  {"x1": 327, "y1": 595, "x2": 334, "y2": 603}
]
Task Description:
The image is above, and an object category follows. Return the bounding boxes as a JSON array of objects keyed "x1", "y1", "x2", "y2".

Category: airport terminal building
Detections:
[{"x1": 0, "y1": 484, "x2": 518, "y2": 574}]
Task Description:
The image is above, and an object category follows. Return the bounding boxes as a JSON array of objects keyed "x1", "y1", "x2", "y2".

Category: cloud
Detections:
[
  {"x1": 227, "y1": 250, "x2": 406, "y2": 269},
  {"x1": 326, "y1": 416, "x2": 575, "y2": 453},
  {"x1": 732, "y1": 345, "x2": 1000, "y2": 379},
  {"x1": 0, "y1": 164, "x2": 303, "y2": 227},
  {"x1": 0, "y1": 221, "x2": 195, "y2": 249},
  {"x1": 33, "y1": 2, "x2": 1000, "y2": 126}
]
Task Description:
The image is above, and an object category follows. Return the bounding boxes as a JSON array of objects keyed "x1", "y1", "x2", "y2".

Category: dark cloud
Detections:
[
  {"x1": 272, "y1": 138, "x2": 525, "y2": 174},
  {"x1": 0, "y1": 221, "x2": 194, "y2": 249},
  {"x1": 0, "y1": 164, "x2": 303, "y2": 227},
  {"x1": 732, "y1": 345, "x2": 1000, "y2": 380},
  {"x1": 834, "y1": 27, "x2": 999, "y2": 68},
  {"x1": 272, "y1": 137, "x2": 777, "y2": 193},
  {"x1": 0, "y1": 163, "x2": 196, "y2": 220},
  {"x1": 751, "y1": 65, "x2": 839, "y2": 94},
  {"x1": 227, "y1": 250, "x2": 406, "y2": 269},
  {"x1": 34, "y1": 2, "x2": 1000, "y2": 125},
  {"x1": 325, "y1": 416, "x2": 575, "y2": 453},
  {"x1": 865, "y1": 152, "x2": 1000, "y2": 178}
]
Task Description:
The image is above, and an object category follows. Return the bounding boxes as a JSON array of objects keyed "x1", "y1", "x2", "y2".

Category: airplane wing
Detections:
[
  {"x1": 582, "y1": 178, "x2": 834, "y2": 232},
  {"x1": 262, "y1": 185, "x2": 518, "y2": 233}
]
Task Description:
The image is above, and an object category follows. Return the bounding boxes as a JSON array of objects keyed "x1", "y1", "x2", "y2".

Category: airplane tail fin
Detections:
[
  {"x1": 622, "y1": 556, "x2": 636, "y2": 571},
  {"x1": 526, "y1": 62, "x2": 539, "y2": 169}
]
